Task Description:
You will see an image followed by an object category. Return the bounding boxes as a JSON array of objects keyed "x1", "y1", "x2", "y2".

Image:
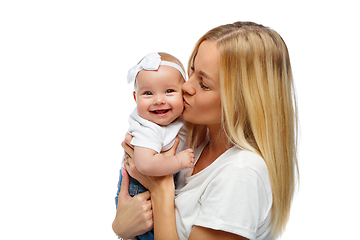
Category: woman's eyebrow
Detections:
[{"x1": 199, "y1": 70, "x2": 213, "y2": 81}]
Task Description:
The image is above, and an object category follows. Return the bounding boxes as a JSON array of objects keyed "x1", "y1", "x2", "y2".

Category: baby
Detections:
[
  {"x1": 126, "y1": 52, "x2": 194, "y2": 175},
  {"x1": 115, "y1": 52, "x2": 194, "y2": 240}
]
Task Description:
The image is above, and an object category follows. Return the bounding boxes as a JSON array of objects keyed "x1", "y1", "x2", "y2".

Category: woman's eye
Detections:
[
  {"x1": 189, "y1": 66, "x2": 195, "y2": 76},
  {"x1": 199, "y1": 81, "x2": 210, "y2": 90}
]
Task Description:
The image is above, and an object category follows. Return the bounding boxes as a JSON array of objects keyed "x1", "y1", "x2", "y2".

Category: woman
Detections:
[{"x1": 113, "y1": 21, "x2": 299, "y2": 240}]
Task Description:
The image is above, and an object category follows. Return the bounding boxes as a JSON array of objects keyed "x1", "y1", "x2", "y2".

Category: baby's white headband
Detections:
[{"x1": 127, "y1": 52, "x2": 187, "y2": 84}]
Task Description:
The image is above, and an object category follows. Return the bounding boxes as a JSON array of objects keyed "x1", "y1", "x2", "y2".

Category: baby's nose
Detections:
[{"x1": 154, "y1": 97, "x2": 165, "y2": 105}]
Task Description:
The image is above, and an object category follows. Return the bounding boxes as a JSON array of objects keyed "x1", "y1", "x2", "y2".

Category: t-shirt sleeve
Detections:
[
  {"x1": 129, "y1": 121, "x2": 163, "y2": 153},
  {"x1": 193, "y1": 164, "x2": 270, "y2": 239}
]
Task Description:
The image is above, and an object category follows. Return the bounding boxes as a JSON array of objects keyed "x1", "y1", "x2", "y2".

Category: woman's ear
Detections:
[{"x1": 133, "y1": 91, "x2": 136, "y2": 102}]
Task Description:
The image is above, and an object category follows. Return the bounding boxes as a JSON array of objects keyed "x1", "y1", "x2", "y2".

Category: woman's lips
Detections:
[{"x1": 183, "y1": 98, "x2": 190, "y2": 106}]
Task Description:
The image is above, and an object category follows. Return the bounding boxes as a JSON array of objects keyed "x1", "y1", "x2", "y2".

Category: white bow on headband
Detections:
[{"x1": 127, "y1": 52, "x2": 187, "y2": 84}]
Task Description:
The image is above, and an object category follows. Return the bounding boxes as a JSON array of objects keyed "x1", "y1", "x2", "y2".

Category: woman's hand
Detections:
[
  {"x1": 121, "y1": 133, "x2": 179, "y2": 239},
  {"x1": 161, "y1": 135, "x2": 181, "y2": 157},
  {"x1": 122, "y1": 133, "x2": 176, "y2": 195},
  {"x1": 112, "y1": 168, "x2": 153, "y2": 239}
]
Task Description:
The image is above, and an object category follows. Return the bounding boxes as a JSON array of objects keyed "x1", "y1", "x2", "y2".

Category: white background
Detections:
[{"x1": 1, "y1": 1, "x2": 359, "y2": 239}]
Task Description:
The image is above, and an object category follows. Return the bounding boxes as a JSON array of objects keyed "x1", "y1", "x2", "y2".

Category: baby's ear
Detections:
[{"x1": 133, "y1": 91, "x2": 136, "y2": 102}]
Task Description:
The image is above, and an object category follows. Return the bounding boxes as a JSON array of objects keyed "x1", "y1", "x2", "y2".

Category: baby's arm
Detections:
[{"x1": 133, "y1": 146, "x2": 195, "y2": 176}]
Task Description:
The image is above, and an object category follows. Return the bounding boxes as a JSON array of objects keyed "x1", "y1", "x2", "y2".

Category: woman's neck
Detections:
[
  {"x1": 192, "y1": 124, "x2": 232, "y2": 175},
  {"x1": 207, "y1": 125, "x2": 231, "y2": 156}
]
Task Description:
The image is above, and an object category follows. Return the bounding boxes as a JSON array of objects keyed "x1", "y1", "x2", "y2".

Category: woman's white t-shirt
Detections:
[{"x1": 175, "y1": 141, "x2": 273, "y2": 240}]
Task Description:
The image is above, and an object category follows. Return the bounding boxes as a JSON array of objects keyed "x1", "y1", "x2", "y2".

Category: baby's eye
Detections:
[
  {"x1": 166, "y1": 89, "x2": 175, "y2": 94},
  {"x1": 143, "y1": 91, "x2": 152, "y2": 95}
]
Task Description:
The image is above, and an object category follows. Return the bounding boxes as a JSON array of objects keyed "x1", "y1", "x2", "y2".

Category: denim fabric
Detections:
[
  {"x1": 115, "y1": 170, "x2": 178, "y2": 207},
  {"x1": 115, "y1": 170, "x2": 154, "y2": 240}
]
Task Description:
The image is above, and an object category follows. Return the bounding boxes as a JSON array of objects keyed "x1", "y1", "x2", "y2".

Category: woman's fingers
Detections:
[
  {"x1": 122, "y1": 140, "x2": 134, "y2": 159},
  {"x1": 123, "y1": 154, "x2": 152, "y2": 190},
  {"x1": 121, "y1": 167, "x2": 153, "y2": 225},
  {"x1": 118, "y1": 168, "x2": 129, "y2": 199},
  {"x1": 163, "y1": 136, "x2": 180, "y2": 157},
  {"x1": 121, "y1": 133, "x2": 134, "y2": 159},
  {"x1": 124, "y1": 133, "x2": 133, "y2": 145},
  {"x1": 124, "y1": 152, "x2": 134, "y2": 170},
  {"x1": 135, "y1": 190, "x2": 153, "y2": 227}
]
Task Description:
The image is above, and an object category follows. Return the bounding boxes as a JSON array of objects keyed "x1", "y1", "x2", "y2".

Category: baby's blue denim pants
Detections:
[{"x1": 115, "y1": 169, "x2": 154, "y2": 240}]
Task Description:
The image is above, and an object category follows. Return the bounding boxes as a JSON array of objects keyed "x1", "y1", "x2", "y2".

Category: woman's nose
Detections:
[{"x1": 182, "y1": 78, "x2": 195, "y2": 96}]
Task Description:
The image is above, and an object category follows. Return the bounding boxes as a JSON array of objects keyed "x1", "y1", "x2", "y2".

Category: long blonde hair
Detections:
[{"x1": 187, "y1": 22, "x2": 299, "y2": 238}]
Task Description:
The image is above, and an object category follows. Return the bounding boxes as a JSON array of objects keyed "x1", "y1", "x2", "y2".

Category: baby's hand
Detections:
[{"x1": 176, "y1": 148, "x2": 195, "y2": 169}]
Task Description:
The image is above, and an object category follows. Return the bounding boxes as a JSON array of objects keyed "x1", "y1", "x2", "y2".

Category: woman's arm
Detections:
[
  {"x1": 148, "y1": 173, "x2": 178, "y2": 240},
  {"x1": 125, "y1": 151, "x2": 247, "y2": 240},
  {"x1": 112, "y1": 133, "x2": 181, "y2": 239},
  {"x1": 123, "y1": 136, "x2": 180, "y2": 240},
  {"x1": 125, "y1": 159, "x2": 179, "y2": 240},
  {"x1": 122, "y1": 134, "x2": 248, "y2": 240}
]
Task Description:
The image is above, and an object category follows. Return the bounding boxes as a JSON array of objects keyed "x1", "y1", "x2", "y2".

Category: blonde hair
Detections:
[{"x1": 187, "y1": 22, "x2": 299, "y2": 238}]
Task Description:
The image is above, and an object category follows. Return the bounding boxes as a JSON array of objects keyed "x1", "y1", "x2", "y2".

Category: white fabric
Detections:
[
  {"x1": 175, "y1": 140, "x2": 273, "y2": 240},
  {"x1": 127, "y1": 52, "x2": 187, "y2": 84},
  {"x1": 127, "y1": 108, "x2": 187, "y2": 154}
]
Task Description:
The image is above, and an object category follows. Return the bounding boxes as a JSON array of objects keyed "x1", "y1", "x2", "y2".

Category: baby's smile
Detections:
[{"x1": 151, "y1": 109, "x2": 170, "y2": 116}]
